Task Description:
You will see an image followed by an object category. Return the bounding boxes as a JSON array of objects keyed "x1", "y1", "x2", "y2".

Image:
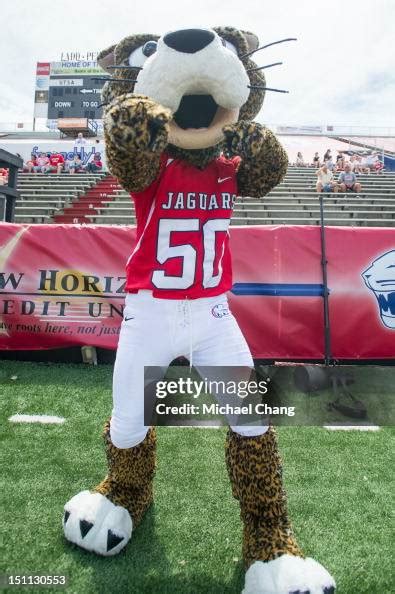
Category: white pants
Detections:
[{"x1": 110, "y1": 290, "x2": 268, "y2": 448}]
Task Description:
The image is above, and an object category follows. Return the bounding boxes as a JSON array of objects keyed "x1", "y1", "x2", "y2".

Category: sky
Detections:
[{"x1": 1, "y1": 0, "x2": 394, "y2": 129}]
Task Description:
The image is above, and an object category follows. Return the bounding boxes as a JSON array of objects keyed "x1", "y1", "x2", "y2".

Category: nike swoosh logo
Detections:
[
  {"x1": 218, "y1": 176, "x2": 231, "y2": 183},
  {"x1": 124, "y1": 316, "x2": 134, "y2": 321}
]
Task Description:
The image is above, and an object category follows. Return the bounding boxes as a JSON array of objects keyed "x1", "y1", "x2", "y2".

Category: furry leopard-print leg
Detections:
[
  {"x1": 225, "y1": 426, "x2": 302, "y2": 568},
  {"x1": 93, "y1": 420, "x2": 157, "y2": 526},
  {"x1": 226, "y1": 429, "x2": 336, "y2": 593},
  {"x1": 63, "y1": 421, "x2": 156, "y2": 555}
]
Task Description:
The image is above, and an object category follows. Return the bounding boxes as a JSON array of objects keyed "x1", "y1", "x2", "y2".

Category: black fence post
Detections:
[
  {"x1": 0, "y1": 149, "x2": 23, "y2": 223},
  {"x1": 319, "y1": 194, "x2": 332, "y2": 366}
]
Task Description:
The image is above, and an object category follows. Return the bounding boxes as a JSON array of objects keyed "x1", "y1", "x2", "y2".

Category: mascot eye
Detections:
[
  {"x1": 142, "y1": 40, "x2": 158, "y2": 57},
  {"x1": 220, "y1": 38, "x2": 238, "y2": 55},
  {"x1": 128, "y1": 41, "x2": 157, "y2": 67}
]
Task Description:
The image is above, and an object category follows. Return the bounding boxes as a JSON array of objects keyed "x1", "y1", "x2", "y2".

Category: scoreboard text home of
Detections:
[{"x1": 33, "y1": 54, "x2": 107, "y2": 127}]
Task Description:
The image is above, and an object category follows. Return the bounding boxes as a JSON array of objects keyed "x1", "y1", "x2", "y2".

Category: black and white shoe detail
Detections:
[
  {"x1": 242, "y1": 555, "x2": 336, "y2": 594},
  {"x1": 63, "y1": 490, "x2": 133, "y2": 556}
]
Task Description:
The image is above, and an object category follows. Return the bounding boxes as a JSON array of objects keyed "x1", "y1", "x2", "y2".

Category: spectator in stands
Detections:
[
  {"x1": 74, "y1": 132, "x2": 87, "y2": 152},
  {"x1": 295, "y1": 152, "x2": 305, "y2": 167},
  {"x1": 338, "y1": 163, "x2": 362, "y2": 194},
  {"x1": 373, "y1": 153, "x2": 384, "y2": 174},
  {"x1": 24, "y1": 154, "x2": 39, "y2": 173},
  {"x1": 323, "y1": 149, "x2": 332, "y2": 162},
  {"x1": 312, "y1": 152, "x2": 320, "y2": 168},
  {"x1": 36, "y1": 152, "x2": 50, "y2": 173},
  {"x1": 342, "y1": 157, "x2": 350, "y2": 171},
  {"x1": 326, "y1": 156, "x2": 335, "y2": 172},
  {"x1": 364, "y1": 152, "x2": 377, "y2": 174},
  {"x1": 85, "y1": 152, "x2": 103, "y2": 173},
  {"x1": 359, "y1": 153, "x2": 370, "y2": 174},
  {"x1": 68, "y1": 154, "x2": 84, "y2": 175},
  {"x1": 353, "y1": 155, "x2": 363, "y2": 175},
  {"x1": 316, "y1": 163, "x2": 338, "y2": 193},
  {"x1": 336, "y1": 151, "x2": 345, "y2": 170},
  {"x1": 365, "y1": 152, "x2": 383, "y2": 174},
  {"x1": 45, "y1": 150, "x2": 65, "y2": 174},
  {"x1": 65, "y1": 155, "x2": 74, "y2": 173},
  {"x1": 93, "y1": 138, "x2": 104, "y2": 155},
  {"x1": 0, "y1": 167, "x2": 8, "y2": 185}
]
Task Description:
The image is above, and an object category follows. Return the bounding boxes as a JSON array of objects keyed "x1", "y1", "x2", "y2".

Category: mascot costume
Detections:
[{"x1": 63, "y1": 27, "x2": 336, "y2": 594}]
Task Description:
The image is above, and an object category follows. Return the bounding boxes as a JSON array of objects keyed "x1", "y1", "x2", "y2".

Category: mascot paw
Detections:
[
  {"x1": 223, "y1": 120, "x2": 266, "y2": 159},
  {"x1": 105, "y1": 93, "x2": 171, "y2": 152},
  {"x1": 63, "y1": 490, "x2": 133, "y2": 556},
  {"x1": 242, "y1": 555, "x2": 336, "y2": 594}
]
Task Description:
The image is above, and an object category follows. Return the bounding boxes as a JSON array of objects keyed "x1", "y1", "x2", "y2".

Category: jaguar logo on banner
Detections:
[{"x1": 362, "y1": 250, "x2": 395, "y2": 329}]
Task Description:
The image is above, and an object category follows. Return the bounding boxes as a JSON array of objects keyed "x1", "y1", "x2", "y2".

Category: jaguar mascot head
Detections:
[{"x1": 97, "y1": 27, "x2": 291, "y2": 194}]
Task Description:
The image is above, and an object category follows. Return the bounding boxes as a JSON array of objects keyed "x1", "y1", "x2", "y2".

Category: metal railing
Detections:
[
  {"x1": 1, "y1": 121, "x2": 395, "y2": 137},
  {"x1": 273, "y1": 124, "x2": 395, "y2": 137}
]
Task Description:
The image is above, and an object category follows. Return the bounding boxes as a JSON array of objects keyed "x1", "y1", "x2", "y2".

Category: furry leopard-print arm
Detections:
[
  {"x1": 104, "y1": 93, "x2": 171, "y2": 193},
  {"x1": 224, "y1": 122, "x2": 288, "y2": 198}
]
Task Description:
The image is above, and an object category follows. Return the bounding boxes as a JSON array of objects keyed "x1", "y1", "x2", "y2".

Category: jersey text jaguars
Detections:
[{"x1": 125, "y1": 154, "x2": 240, "y2": 299}]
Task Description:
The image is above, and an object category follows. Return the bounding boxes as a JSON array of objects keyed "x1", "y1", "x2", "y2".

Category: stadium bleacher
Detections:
[
  {"x1": 13, "y1": 167, "x2": 395, "y2": 226},
  {"x1": 14, "y1": 172, "x2": 106, "y2": 223}
]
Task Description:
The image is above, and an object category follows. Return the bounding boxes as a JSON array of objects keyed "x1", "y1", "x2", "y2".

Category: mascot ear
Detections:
[
  {"x1": 242, "y1": 31, "x2": 259, "y2": 53},
  {"x1": 98, "y1": 45, "x2": 116, "y2": 73}
]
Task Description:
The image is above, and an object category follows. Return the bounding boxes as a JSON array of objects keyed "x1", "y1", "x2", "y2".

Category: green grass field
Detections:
[{"x1": 1, "y1": 361, "x2": 394, "y2": 594}]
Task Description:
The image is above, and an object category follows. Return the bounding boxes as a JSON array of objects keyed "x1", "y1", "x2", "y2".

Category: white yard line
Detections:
[{"x1": 9, "y1": 414, "x2": 65, "y2": 424}]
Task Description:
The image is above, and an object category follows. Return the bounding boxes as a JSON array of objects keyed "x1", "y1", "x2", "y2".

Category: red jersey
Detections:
[
  {"x1": 49, "y1": 154, "x2": 64, "y2": 166},
  {"x1": 125, "y1": 154, "x2": 240, "y2": 299}
]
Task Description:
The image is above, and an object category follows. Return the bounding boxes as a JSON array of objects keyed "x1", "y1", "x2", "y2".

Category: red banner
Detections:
[
  {"x1": 36, "y1": 62, "x2": 50, "y2": 75},
  {"x1": 0, "y1": 224, "x2": 394, "y2": 359}
]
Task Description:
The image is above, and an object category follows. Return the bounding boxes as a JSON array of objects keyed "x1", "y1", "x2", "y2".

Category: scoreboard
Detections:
[
  {"x1": 34, "y1": 58, "x2": 107, "y2": 127},
  {"x1": 47, "y1": 76, "x2": 104, "y2": 120}
]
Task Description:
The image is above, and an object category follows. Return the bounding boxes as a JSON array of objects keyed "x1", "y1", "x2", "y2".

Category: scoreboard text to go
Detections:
[{"x1": 82, "y1": 101, "x2": 99, "y2": 108}]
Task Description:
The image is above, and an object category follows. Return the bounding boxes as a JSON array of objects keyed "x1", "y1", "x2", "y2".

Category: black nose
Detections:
[{"x1": 163, "y1": 29, "x2": 215, "y2": 54}]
